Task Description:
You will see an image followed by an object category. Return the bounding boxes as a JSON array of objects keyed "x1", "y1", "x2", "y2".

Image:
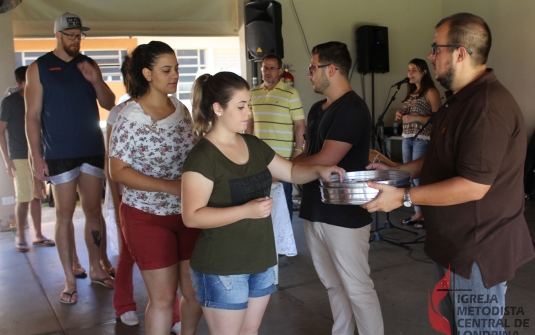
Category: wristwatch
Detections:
[{"x1": 403, "y1": 188, "x2": 412, "y2": 207}]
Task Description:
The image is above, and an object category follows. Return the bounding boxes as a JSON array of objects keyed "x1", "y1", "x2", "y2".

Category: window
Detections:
[
  {"x1": 175, "y1": 49, "x2": 206, "y2": 101},
  {"x1": 15, "y1": 51, "x2": 47, "y2": 67},
  {"x1": 14, "y1": 50, "x2": 128, "y2": 82},
  {"x1": 84, "y1": 50, "x2": 128, "y2": 82}
]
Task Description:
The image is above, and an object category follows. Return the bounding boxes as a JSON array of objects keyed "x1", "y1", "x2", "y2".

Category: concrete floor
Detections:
[{"x1": 1, "y1": 203, "x2": 534, "y2": 335}]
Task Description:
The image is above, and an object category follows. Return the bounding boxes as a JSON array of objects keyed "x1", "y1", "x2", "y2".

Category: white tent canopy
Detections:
[{"x1": 11, "y1": 0, "x2": 240, "y2": 38}]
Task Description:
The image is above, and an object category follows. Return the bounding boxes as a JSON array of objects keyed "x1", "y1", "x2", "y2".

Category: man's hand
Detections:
[
  {"x1": 77, "y1": 61, "x2": 101, "y2": 85},
  {"x1": 360, "y1": 182, "x2": 404, "y2": 213},
  {"x1": 365, "y1": 162, "x2": 390, "y2": 171},
  {"x1": 31, "y1": 155, "x2": 49, "y2": 181},
  {"x1": 33, "y1": 179, "x2": 47, "y2": 201},
  {"x1": 4, "y1": 159, "x2": 15, "y2": 178}
]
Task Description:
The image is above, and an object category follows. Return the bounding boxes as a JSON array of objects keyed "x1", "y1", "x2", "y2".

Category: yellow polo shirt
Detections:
[{"x1": 249, "y1": 80, "x2": 304, "y2": 159}]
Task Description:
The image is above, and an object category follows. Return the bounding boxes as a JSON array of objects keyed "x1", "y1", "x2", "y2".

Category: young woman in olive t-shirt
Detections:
[{"x1": 181, "y1": 71, "x2": 345, "y2": 335}]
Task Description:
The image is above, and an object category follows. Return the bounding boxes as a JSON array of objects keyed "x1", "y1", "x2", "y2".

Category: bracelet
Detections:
[{"x1": 294, "y1": 148, "x2": 303, "y2": 153}]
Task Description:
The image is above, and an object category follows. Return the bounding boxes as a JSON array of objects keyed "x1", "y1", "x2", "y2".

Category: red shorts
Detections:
[{"x1": 120, "y1": 203, "x2": 200, "y2": 271}]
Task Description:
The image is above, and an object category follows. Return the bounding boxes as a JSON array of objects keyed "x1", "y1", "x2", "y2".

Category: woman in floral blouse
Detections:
[{"x1": 109, "y1": 41, "x2": 202, "y2": 335}]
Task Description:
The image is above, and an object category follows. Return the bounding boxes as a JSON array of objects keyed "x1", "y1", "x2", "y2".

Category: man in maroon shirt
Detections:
[{"x1": 363, "y1": 13, "x2": 534, "y2": 334}]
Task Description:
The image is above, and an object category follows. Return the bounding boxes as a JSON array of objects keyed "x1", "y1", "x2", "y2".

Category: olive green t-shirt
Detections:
[{"x1": 183, "y1": 134, "x2": 277, "y2": 275}]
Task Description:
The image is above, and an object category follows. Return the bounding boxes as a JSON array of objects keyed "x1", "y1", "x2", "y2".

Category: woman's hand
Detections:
[
  {"x1": 402, "y1": 114, "x2": 413, "y2": 123},
  {"x1": 243, "y1": 197, "x2": 273, "y2": 219},
  {"x1": 318, "y1": 165, "x2": 346, "y2": 182},
  {"x1": 164, "y1": 179, "x2": 182, "y2": 197},
  {"x1": 395, "y1": 110, "x2": 403, "y2": 120}
]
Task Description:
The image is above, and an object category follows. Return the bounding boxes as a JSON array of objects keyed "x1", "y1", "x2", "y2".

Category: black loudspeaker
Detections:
[
  {"x1": 356, "y1": 25, "x2": 389, "y2": 74},
  {"x1": 245, "y1": 1, "x2": 284, "y2": 61}
]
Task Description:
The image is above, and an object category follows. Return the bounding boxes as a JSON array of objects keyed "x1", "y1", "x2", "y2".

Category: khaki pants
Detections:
[
  {"x1": 13, "y1": 159, "x2": 36, "y2": 203},
  {"x1": 304, "y1": 221, "x2": 384, "y2": 335}
]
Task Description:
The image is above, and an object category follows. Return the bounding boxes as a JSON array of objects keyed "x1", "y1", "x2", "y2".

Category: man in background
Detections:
[
  {"x1": 25, "y1": 12, "x2": 116, "y2": 304},
  {"x1": 0, "y1": 66, "x2": 54, "y2": 252},
  {"x1": 246, "y1": 53, "x2": 305, "y2": 221}
]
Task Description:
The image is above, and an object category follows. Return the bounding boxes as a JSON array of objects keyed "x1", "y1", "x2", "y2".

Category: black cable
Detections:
[
  {"x1": 412, "y1": 109, "x2": 439, "y2": 139},
  {"x1": 382, "y1": 87, "x2": 394, "y2": 114},
  {"x1": 361, "y1": 73, "x2": 366, "y2": 103},
  {"x1": 348, "y1": 57, "x2": 358, "y2": 83},
  {"x1": 289, "y1": 0, "x2": 310, "y2": 56}
]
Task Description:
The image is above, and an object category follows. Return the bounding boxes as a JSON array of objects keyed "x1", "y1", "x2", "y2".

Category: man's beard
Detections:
[
  {"x1": 62, "y1": 41, "x2": 80, "y2": 58},
  {"x1": 313, "y1": 69, "x2": 330, "y2": 94},
  {"x1": 436, "y1": 57, "x2": 455, "y2": 91}
]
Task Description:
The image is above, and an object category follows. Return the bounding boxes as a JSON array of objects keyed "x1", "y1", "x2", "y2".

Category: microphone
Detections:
[{"x1": 391, "y1": 78, "x2": 410, "y2": 87}]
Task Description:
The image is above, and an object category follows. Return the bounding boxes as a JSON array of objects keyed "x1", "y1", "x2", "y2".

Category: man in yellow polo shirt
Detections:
[{"x1": 246, "y1": 53, "x2": 305, "y2": 221}]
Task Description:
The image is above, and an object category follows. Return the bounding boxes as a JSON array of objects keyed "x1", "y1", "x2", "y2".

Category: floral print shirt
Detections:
[{"x1": 109, "y1": 97, "x2": 196, "y2": 215}]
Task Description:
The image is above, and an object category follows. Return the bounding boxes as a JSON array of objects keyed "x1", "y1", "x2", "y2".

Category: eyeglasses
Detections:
[
  {"x1": 431, "y1": 43, "x2": 472, "y2": 56},
  {"x1": 308, "y1": 64, "x2": 334, "y2": 76},
  {"x1": 261, "y1": 66, "x2": 280, "y2": 72},
  {"x1": 60, "y1": 31, "x2": 86, "y2": 40}
]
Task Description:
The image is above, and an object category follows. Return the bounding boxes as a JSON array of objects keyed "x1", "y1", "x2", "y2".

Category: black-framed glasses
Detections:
[
  {"x1": 308, "y1": 63, "x2": 332, "y2": 76},
  {"x1": 60, "y1": 31, "x2": 86, "y2": 40},
  {"x1": 261, "y1": 66, "x2": 280, "y2": 72},
  {"x1": 431, "y1": 43, "x2": 472, "y2": 55}
]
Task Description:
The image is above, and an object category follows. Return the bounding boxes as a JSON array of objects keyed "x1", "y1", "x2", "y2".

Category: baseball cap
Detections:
[{"x1": 54, "y1": 12, "x2": 90, "y2": 33}]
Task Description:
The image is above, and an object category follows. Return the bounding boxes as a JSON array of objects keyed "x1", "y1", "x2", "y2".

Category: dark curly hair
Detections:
[{"x1": 126, "y1": 41, "x2": 175, "y2": 99}]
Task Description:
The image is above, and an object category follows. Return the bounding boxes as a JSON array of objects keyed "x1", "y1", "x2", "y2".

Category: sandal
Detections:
[
  {"x1": 103, "y1": 266, "x2": 116, "y2": 278},
  {"x1": 401, "y1": 217, "x2": 417, "y2": 226},
  {"x1": 414, "y1": 220, "x2": 425, "y2": 230},
  {"x1": 91, "y1": 277, "x2": 114, "y2": 289},
  {"x1": 60, "y1": 290, "x2": 78, "y2": 304},
  {"x1": 33, "y1": 238, "x2": 56, "y2": 246},
  {"x1": 73, "y1": 267, "x2": 87, "y2": 279},
  {"x1": 16, "y1": 241, "x2": 30, "y2": 252}
]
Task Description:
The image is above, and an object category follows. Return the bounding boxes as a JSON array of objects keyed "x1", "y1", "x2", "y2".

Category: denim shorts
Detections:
[{"x1": 190, "y1": 267, "x2": 276, "y2": 310}]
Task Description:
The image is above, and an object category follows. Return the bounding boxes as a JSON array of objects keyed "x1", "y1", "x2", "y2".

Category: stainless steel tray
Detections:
[{"x1": 319, "y1": 170, "x2": 410, "y2": 205}]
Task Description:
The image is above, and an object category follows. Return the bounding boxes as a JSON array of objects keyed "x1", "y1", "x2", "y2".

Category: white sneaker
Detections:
[
  {"x1": 119, "y1": 311, "x2": 139, "y2": 326},
  {"x1": 171, "y1": 321, "x2": 181, "y2": 334}
]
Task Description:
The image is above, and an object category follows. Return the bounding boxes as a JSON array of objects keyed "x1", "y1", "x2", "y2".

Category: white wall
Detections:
[
  {"x1": 441, "y1": 0, "x2": 535, "y2": 138},
  {"x1": 0, "y1": 12, "x2": 17, "y2": 231},
  {"x1": 265, "y1": 0, "x2": 535, "y2": 139},
  {"x1": 275, "y1": 0, "x2": 442, "y2": 127}
]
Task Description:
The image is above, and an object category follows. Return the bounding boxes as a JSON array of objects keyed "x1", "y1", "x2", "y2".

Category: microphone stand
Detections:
[
  {"x1": 370, "y1": 85, "x2": 417, "y2": 248},
  {"x1": 399, "y1": 109, "x2": 440, "y2": 246}
]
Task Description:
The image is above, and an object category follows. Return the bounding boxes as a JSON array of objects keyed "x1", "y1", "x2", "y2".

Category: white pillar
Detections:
[{"x1": 0, "y1": 12, "x2": 17, "y2": 231}]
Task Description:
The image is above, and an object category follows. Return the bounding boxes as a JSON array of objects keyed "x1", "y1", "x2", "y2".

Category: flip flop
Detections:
[
  {"x1": 414, "y1": 220, "x2": 425, "y2": 230},
  {"x1": 73, "y1": 267, "x2": 88, "y2": 279},
  {"x1": 15, "y1": 241, "x2": 30, "y2": 252},
  {"x1": 103, "y1": 266, "x2": 116, "y2": 278},
  {"x1": 60, "y1": 290, "x2": 78, "y2": 304},
  {"x1": 91, "y1": 277, "x2": 114, "y2": 289},
  {"x1": 401, "y1": 217, "x2": 417, "y2": 226},
  {"x1": 33, "y1": 238, "x2": 56, "y2": 246}
]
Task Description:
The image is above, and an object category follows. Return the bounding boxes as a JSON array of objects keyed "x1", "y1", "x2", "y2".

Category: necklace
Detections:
[{"x1": 145, "y1": 121, "x2": 158, "y2": 132}]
